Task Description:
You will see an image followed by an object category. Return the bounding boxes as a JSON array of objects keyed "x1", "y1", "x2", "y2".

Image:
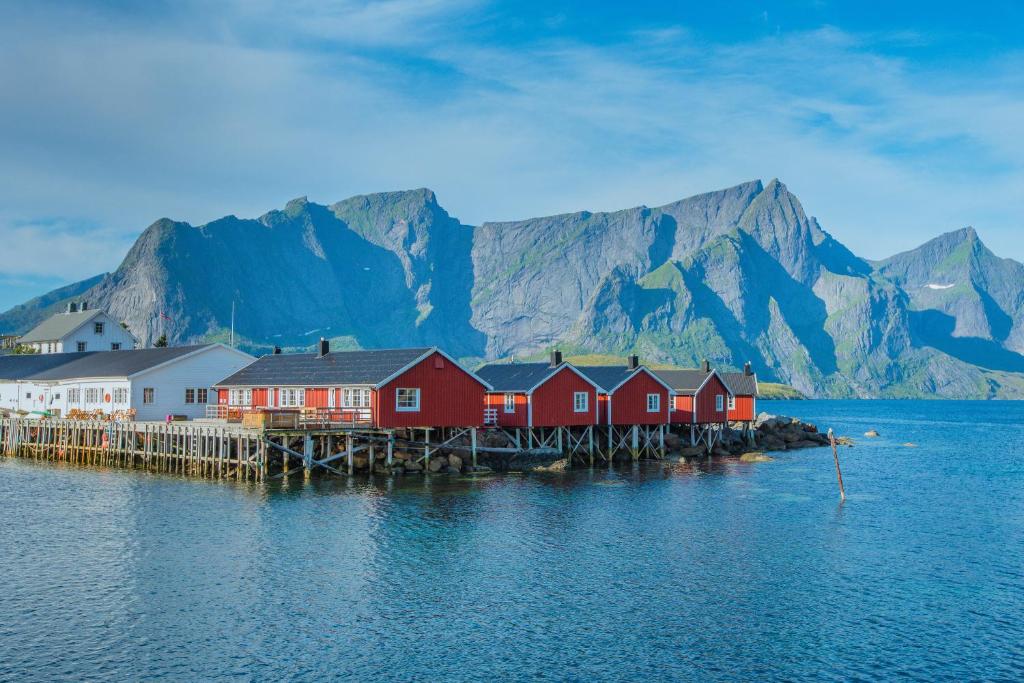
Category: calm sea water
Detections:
[{"x1": 1, "y1": 400, "x2": 1023, "y2": 682}]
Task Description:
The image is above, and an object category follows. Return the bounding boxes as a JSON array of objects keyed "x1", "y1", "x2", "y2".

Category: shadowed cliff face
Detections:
[{"x1": 2, "y1": 180, "x2": 1023, "y2": 398}]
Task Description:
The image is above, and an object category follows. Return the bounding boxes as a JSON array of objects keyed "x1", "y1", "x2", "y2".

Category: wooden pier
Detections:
[{"x1": 0, "y1": 416, "x2": 693, "y2": 482}]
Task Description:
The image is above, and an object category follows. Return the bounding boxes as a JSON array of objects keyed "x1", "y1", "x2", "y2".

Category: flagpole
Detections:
[{"x1": 230, "y1": 301, "x2": 235, "y2": 348}]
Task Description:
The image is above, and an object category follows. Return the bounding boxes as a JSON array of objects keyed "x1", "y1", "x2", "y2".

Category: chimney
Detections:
[
  {"x1": 701, "y1": 359, "x2": 710, "y2": 373},
  {"x1": 273, "y1": 346, "x2": 282, "y2": 355},
  {"x1": 627, "y1": 354, "x2": 639, "y2": 370},
  {"x1": 318, "y1": 338, "x2": 329, "y2": 358},
  {"x1": 66, "y1": 302, "x2": 77, "y2": 313},
  {"x1": 744, "y1": 361, "x2": 753, "y2": 376},
  {"x1": 549, "y1": 350, "x2": 562, "y2": 368},
  {"x1": 80, "y1": 301, "x2": 88, "y2": 311}
]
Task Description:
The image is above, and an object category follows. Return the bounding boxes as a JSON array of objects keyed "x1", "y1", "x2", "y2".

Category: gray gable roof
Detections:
[
  {"x1": 27, "y1": 345, "x2": 215, "y2": 381},
  {"x1": 720, "y1": 372, "x2": 758, "y2": 396},
  {"x1": 215, "y1": 348, "x2": 433, "y2": 387},
  {"x1": 653, "y1": 369, "x2": 713, "y2": 395},
  {"x1": 475, "y1": 362, "x2": 560, "y2": 392},
  {"x1": 0, "y1": 351, "x2": 95, "y2": 381},
  {"x1": 574, "y1": 365, "x2": 635, "y2": 392},
  {"x1": 19, "y1": 309, "x2": 104, "y2": 343}
]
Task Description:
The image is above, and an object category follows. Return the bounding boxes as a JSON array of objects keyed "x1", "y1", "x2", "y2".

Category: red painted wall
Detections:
[
  {"x1": 695, "y1": 374, "x2": 730, "y2": 424},
  {"x1": 375, "y1": 351, "x2": 487, "y2": 428},
  {"x1": 608, "y1": 371, "x2": 669, "y2": 425},
  {"x1": 727, "y1": 395, "x2": 756, "y2": 422},
  {"x1": 670, "y1": 394, "x2": 694, "y2": 424},
  {"x1": 486, "y1": 392, "x2": 528, "y2": 428},
  {"x1": 529, "y1": 367, "x2": 598, "y2": 427}
]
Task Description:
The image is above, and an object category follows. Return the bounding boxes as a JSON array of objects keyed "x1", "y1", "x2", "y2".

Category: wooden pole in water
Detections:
[{"x1": 828, "y1": 428, "x2": 846, "y2": 502}]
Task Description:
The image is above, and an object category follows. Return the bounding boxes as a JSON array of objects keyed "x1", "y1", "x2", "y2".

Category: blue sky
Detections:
[{"x1": 1, "y1": 0, "x2": 1022, "y2": 310}]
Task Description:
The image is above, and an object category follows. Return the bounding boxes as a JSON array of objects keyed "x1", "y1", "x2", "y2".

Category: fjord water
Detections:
[{"x1": 1, "y1": 401, "x2": 1022, "y2": 681}]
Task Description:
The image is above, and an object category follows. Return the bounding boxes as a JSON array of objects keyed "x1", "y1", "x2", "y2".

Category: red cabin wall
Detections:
[
  {"x1": 727, "y1": 395, "x2": 755, "y2": 422},
  {"x1": 695, "y1": 374, "x2": 730, "y2": 424},
  {"x1": 375, "y1": 352, "x2": 487, "y2": 428},
  {"x1": 529, "y1": 367, "x2": 598, "y2": 427},
  {"x1": 608, "y1": 372, "x2": 669, "y2": 425},
  {"x1": 486, "y1": 392, "x2": 528, "y2": 428},
  {"x1": 670, "y1": 394, "x2": 694, "y2": 424}
]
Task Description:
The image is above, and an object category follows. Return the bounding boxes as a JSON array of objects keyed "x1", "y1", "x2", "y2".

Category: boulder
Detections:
[
  {"x1": 677, "y1": 446, "x2": 706, "y2": 458},
  {"x1": 531, "y1": 458, "x2": 570, "y2": 473},
  {"x1": 428, "y1": 456, "x2": 447, "y2": 473},
  {"x1": 448, "y1": 454, "x2": 463, "y2": 471},
  {"x1": 739, "y1": 452, "x2": 773, "y2": 463},
  {"x1": 352, "y1": 455, "x2": 369, "y2": 470},
  {"x1": 446, "y1": 466, "x2": 461, "y2": 474},
  {"x1": 663, "y1": 432, "x2": 681, "y2": 449},
  {"x1": 760, "y1": 435, "x2": 787, "y2": 451},
  {"x1": 404, "y1": 460, "x2": 423, "y2": 472},
  {"x1": 865, "y1": 430, "x2": 880, "y2": 437}
]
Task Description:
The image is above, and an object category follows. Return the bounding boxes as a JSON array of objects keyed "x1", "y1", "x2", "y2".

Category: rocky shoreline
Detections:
[{"x1": 364, "y1": 412, "x2": 840, "y2": 475}]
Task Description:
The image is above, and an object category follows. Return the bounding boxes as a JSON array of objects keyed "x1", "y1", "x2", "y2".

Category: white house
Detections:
[
  {"x1": 0, "y1": 344, "x2": 255, "y2": 421},
  {"x1": 18, "y1": 302, "x2": 137, "y2": 353}
]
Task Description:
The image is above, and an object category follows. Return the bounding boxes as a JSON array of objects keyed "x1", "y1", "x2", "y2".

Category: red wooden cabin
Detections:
[
  {"x1": 655, "y1": 363, "x2": 732, "y2": 426},
  {"x1": 213, "y1": 340, "x2": 491, "y2": 428},
  {"x1": 476, "y1": 352, "x2": 601, "y2": 428},
  {"x1": 576, "y1": 357, "x2": 672, "y2": 426},
  {"x1": 721, "y1": 363, "x2": 759, "y2": 422}
]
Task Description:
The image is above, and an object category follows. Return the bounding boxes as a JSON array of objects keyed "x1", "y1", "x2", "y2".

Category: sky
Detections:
[{"x1": 1, "y1": 0, "x2": 1022, "y2": 310}]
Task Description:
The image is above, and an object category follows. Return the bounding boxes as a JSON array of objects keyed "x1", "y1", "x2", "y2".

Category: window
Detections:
[
  {"x1": 396, "y1": 388, "x2": 420, "y2": 412},
  {"x1": 715, "y1": 394, "x2": 724, "y2": 412},
  {"x1": 573, "y1": 391, "x2": 588, "y2": 413},
  {"x1": 85, "y1": 388, "x2": 100, "y2": 404},
  {"x1": 197, "y1": 388, "x2": 208, "y2": 404},
  {"x1": 727, "y1": 396, "x2": 736, "y2": 410},
  {"x1": 94, "y1": 322, "x2": 104, "y2": 335},
  {"x1": 143, "y1": 388, "x2": 155, "y2": 404},
  {"x1": 229, "y1": 389, "x2": 252, "y2": 406},
  {"x1": 76, "y1": 342, "x2": 87, "y2": 352},
  {"x1": 111, "y1": 343, "x2": 121, "y2": 351},
  {"x1": 504, "y1": 393, "x2": 516, "y2": 413},
  {"x1": 647, "y1": 393, "x2": 660, "y2": 412},
  {"x1": 113, "y1": 388, "x2": 129, "y2": 404},
  {"x1": 24, "y1": 391, "x2": 31, "y2": 400},
  {"x1": 280, "y1": 388, "x2": 305, "y2": 407},
  {"x1": 68, "y1": 388, "x2": 80, "y2": 404},
  {"x1": 342, "y1": 388, "x2": 371, "y2": 408},
  {"x1": 185, "y1": 388, "x2": 196, "y2": 404}
]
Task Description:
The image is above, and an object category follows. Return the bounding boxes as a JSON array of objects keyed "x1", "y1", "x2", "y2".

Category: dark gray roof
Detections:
[
  {"x1": 18, "y1": 309, "x2": 103, "y2": 343},
  {"x1": 653, "y1": 369, "x2": 713, "y2": 395},
  {"x1": 476, "y1": 362, "x2": 561, "y2": 392},
  {"x1": 215, "y1": 347, "x2": 433, "y2": 387},
  {"x1": 720, "y1": 372, "x2": 758, "y2": 396},
  {"x1": 27, "y1": 345, "x2": 215, "y2": 381},
  {"x1": 0, "y1": 351, "x2": 95, "y2": 380},
  {"x1": 575, "y1": 365, "x2": 636, "y2": 392}
]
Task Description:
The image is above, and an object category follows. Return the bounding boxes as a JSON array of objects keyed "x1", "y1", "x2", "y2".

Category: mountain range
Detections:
[{"x1": 3, "y1": 179, "x2": 1023, "y2": 398}]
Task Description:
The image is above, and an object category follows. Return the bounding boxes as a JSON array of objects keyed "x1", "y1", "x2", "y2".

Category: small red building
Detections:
[
  {"x1": 576, "y1": 357, "x2": 672, "y2": 426},
  {"x1": 476, "y1": 352, "x2": 601, "y2": 428},
  {"x1": 213, "y1": 340, "x2": 491, "y2": 429},
  {"x1": 655, "y1": 364, "x2": 732, "y2": 426},
  {"x1": 721, "y1": 363, "x2": 759, "y2": 423}
]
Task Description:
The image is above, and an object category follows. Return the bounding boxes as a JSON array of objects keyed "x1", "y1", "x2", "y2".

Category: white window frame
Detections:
[
  {"x1": 94, "y1": 322, "x2": 104, "y2": 335},
  {"x1": 143, "y1": 388, "x2": 155, "y2": 404},
  {"x1": 280, "y1": 388, "x2": 305, "y2": 408},
  {"x1": 68, "y1": 388, "x2": 80, "y2": 404},
  {"x1": 504, "y1": 393, "x2": 515, "y2": 413},
  {"x1": 396, "y1": 387, "x2": 420, "y2": 412},
  {"x1": 76, "y1": 342, "x2": 87, "y2": 352},
  {"x1": 197, "y1": 388, "x2": 208, "y2": 405},
  {"x1": 85, "y1": 388, "x2": 100, "y2": 404},
  {"x1": 185, "y1": 388, "x2": 196, "y2": 404},
  {"x1": 727, "y1": 396, "x2": 736, "y2": 410},
  {"x1": 573, "y1": 391, "x2": 588, "y2": 413},
  {"x1": 111, "y1": 342, "x2": 121, "y2": 351},
  {"x1": 646, "y1": 393, "x2": 660, "y2": 413},
  {"x1": 342, "y1": 388, "x2": 371, "y2": 408},
  {"x1": 113, "y1": 387, "x2": 129, "y2": 404},
  {"x1": 716, "y1": 394, "x2": 724, "y2": 412}
]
